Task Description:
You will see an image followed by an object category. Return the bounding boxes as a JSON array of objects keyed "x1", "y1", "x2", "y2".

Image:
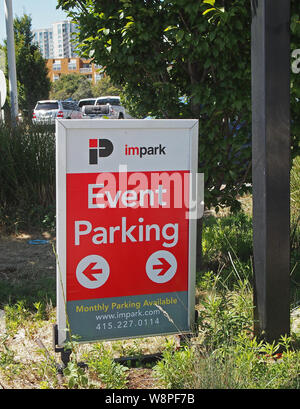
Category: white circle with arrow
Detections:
[
  {"x1": 146, "y1": 250, "x2": 177, "y2": 284},
  {"x1": 76, "y1": 255, "x2": 110, "y2": 289}
]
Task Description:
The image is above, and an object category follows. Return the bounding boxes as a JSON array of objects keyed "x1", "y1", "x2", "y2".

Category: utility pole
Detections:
[
  {"x1": 4, "y1": 0, "x2": 18, "y2": 126},
  {"x1": 251, "y1": 0, "x2": 290, "y2": 343}
]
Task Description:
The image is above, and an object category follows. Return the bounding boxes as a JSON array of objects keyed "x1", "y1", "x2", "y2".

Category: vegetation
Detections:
[
  {"x1": 49, "y1": 73, "x2": 122, "y2": 100},
  {"x1": 57, "y1": 0, "x2": 300, "y2": 211},
  {"x1": 0, "y1": 122, "x2": 55, "y2": 234},
  {"x1": 0, "y1": 0, "x2": 298, "y2": 391},
  {"x1": 49, "y1": 73, "x2": 94, "y2": 101},
  {"x1": 92, "y1": 75, "x2": 122, "y2": 98},
  {"x1": 1, "y1": 15, "x2": 51, "y2": 121},
  {"x1": 0, "y1": 204, "x2": 299, "y2": 389},
  {"x1": 0, "y1": 132, "x2": 299, "y2": 387}
]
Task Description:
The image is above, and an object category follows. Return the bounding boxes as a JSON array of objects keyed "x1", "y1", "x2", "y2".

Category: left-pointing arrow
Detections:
[
  {"x1": 82, "y1": 262, "x2": 103, "y2": 281},
  {"x1": 76, "y1": 255, "x2": 110, "y2": 289}
]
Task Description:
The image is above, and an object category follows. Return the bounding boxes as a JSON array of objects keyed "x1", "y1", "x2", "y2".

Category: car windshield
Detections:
[
  {"x1": 62, "y1": 102, "x2": 76, "y2": 110},
  {"x1": 35, "y1": 102, "x2": 59, "y2": 110},
  {"x1": 96, "y1": 98, "x2": 120, "y2": 106},
  {"x1": 78, "y1": 100, "x2": 95, "y2": 107}
]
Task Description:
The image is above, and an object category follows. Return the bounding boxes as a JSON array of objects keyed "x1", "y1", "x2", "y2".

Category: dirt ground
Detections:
[
  {"x1": 1, "y1": 225, "x2": 299, "y2": 389},
  {"x1": 0, "y1": 231, "x2": 56, "y2": 289},
  {"x1": 0, "y1": 231, "x2": 167, "y2": 389}
]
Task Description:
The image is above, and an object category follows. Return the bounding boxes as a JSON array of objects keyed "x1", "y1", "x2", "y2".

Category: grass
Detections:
[
  {"x1": 0, "y1": 123, "x2": 299, "y2": 389},
  {"x1": 291, "y1": 155, "x2": 300, "y2": 306},
  {"x1": 0, "y1": 122, "x2": 56, "y2": 234},
  {"x1": 0, "y1": 205, "x2": 299, "y2": 389}
]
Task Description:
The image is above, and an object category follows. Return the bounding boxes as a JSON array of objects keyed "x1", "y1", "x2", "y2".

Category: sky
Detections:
[{"x1": 0, "y1": 0, "x2": 70, "y2": 44}]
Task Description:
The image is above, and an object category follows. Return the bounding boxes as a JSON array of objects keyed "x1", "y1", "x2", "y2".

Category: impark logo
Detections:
[
  {"x1": 89, "y1": 139, "x2": 114, "y2": 165},
  {"x1": 125, "y1": 143, "x2": 166, "y2": 158}
]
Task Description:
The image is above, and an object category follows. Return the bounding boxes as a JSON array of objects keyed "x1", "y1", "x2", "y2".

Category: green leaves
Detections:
[{"x1": 56, "y1": 0, "x2": 300, "y2": 210}]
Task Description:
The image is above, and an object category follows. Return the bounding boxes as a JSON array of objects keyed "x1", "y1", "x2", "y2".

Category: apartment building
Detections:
[
  {"x1": 32, "y1": 20, "x2": 78, "y2": 59},
  {"x1": 32, "y1": 28, "x2": 53, "y2": 59},
  {"x1": 46, "y1": 57, "x2": 103, "y2": 84}
]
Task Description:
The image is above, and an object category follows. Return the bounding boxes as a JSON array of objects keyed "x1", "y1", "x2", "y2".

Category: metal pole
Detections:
[
  {"x1": 4, "y1": 0, "x2": 18, "y2": 126},
  {"x1": 251, "y1": 0, "x2": 290, "y2": 343}
]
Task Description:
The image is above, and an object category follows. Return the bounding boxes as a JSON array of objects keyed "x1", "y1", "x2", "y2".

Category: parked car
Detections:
[
  {"x1": 32, "y1": 100, "x2": 82, "y2": 124},
  {"x1": 78, "y1": 98, "x2": 96, "y2": 111},
  {"x1": 82, "y1": 96, "x2": 125, "y2": 119}
]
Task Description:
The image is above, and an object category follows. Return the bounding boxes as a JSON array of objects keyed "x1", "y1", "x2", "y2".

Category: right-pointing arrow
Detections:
[
  {"x1": 146, "y1": 250, "x2": 177, "y2": 284},
  {"x1": 152, "y1": 258, "x2": 172, "y2": 276}
]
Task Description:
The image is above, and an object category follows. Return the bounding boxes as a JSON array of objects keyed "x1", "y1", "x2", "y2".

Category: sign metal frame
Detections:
[{"x1": 55, "y1": 119, "x2": 199, "y2": 347}]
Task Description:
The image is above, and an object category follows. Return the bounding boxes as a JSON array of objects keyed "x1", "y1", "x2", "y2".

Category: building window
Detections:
[
  {"x1": 68, "y1": 59, "x2": 77, "y2": 70},
  {"x1": 53, "y1": 60, "x2": 61, "y2": 71}
]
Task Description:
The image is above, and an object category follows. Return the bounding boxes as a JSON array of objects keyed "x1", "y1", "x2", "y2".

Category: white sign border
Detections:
[{"x1": 56, "y1": 119, "x2": 199, "y2": 346}]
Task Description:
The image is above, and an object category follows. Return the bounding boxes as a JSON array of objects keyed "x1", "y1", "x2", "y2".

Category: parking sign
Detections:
[{"x1": 56, "y1": 119, "x2": 198, "y2": 346}]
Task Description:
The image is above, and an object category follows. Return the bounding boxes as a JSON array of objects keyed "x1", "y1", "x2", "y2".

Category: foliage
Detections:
[
  {"x1": 57, "y1": 0, "x2": 300, "y2": 211},
  {"x1": 0, "y1": 122, "x2": 55, "y2": 233},
  {"x1": 50, "y1": 73, "x2": 122, "y2": 101},
  {"x1": 0, "y1": 335, "x2": 24, "y2": 379},
  {"x1": 92, "y1": 75, "x2": 122, "y2": 97},
  {"x1": 154, "y1": 271, "x2": 300, "y2": 389},
  {"x1": 202, "y1": 211, "x2": 253, "y2": 283},
  {"x1": 2, "y1": 15, "x2": 51, "y2": 119},
  {"x1": 63, "y1": 360, "x2": 89, "y2": 389},
  {"x1": 291, "y1": 155, "x2": 300, "y2": 217},
  {"x1": 290, "y1": 155, "x2": 300, "y2": 303},
  {"x1": 85, "y1": 343, "x2": 129, "y2": 389},
  {"x1": 50, "y1": 73, "x2": 94, "y2": 101},
  {"x1": 291, "y1": 9, "x2": 300, "y2": 155},
  {"x1": 0, "y1": 208, "x2": 299, "y2": 388},
  {"x1": 154, "y1": 340, "x2": 195, "y2": 388},
  {"x1": 197, "y1": 278, "x2": 253, "y2": 350}
]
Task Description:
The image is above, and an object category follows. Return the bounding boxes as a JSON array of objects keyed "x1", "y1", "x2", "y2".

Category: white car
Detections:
[
  {"x1": 78, "y1": 98, "x2": 96, "y2": 111},
  {"x1": 32, "y1": 100, "x2": 82, "y2": 124}
]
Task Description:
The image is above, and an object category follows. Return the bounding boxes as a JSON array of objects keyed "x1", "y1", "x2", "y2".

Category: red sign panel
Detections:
[{"x1": 66, "y1": 170, "x2": 189, "y2": 302}]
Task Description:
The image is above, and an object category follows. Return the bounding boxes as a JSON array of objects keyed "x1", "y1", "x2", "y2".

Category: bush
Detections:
[
  {"x1": 291, "y1": 155, "x2": 300, "y2": 306},
  {"x1": 0, "y1": 122, "x2": 55, "y2": 232},
  {"x1": 201, "y1": 212, "x2": 253, "y2": 286}
]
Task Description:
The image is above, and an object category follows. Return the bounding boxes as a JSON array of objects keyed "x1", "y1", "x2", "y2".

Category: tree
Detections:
[
  {"x1": 13, "y1": 15, "x2": 51, "y2": 119},
  {"x1": 92, "y1": 75, "x2": 122, "y2": 97},
  {"x1": 50, "y1": 73, "x2": 94, "y2": 100},
  {"x1": 57, "y1": 0, "x2": 300, "y2": 212}
]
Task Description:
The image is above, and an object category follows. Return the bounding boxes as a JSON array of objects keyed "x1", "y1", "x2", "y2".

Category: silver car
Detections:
[{"x1": 32, "y1": 100, "x2": 82, "y2": 124}]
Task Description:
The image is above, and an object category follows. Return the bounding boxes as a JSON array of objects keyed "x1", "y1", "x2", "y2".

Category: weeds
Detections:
[
  {"x1": 0, "y1": 183, "x2": 299, "y2": 388},
  {"x1": 85, "y1": 344, "x2": 129, "y2": 389},
  {"x1": 0, "y1": 122, "x2": 55, "y2": 233},
  {"x1": 0, "y1": 336, "x2": 24, "y2": 381},
  {"x1": 154, "y1": 339, "x2": 194, "y2": 388}
]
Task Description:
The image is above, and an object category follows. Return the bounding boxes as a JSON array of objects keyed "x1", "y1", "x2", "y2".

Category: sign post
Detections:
[
  {"x1": 55, "y1": 119, "x2": 199, "y2": 348},
  {"x1": 4, "y1": 0, "x2": 18, "y2": 126},
  {"x1": 251, "y1": 0, "x2": 290, "y2": 343}
]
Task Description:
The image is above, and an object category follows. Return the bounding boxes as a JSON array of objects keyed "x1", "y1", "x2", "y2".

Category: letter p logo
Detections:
[{"x1": 89, "y1": 139, "x2": 114, "y2": 164}]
